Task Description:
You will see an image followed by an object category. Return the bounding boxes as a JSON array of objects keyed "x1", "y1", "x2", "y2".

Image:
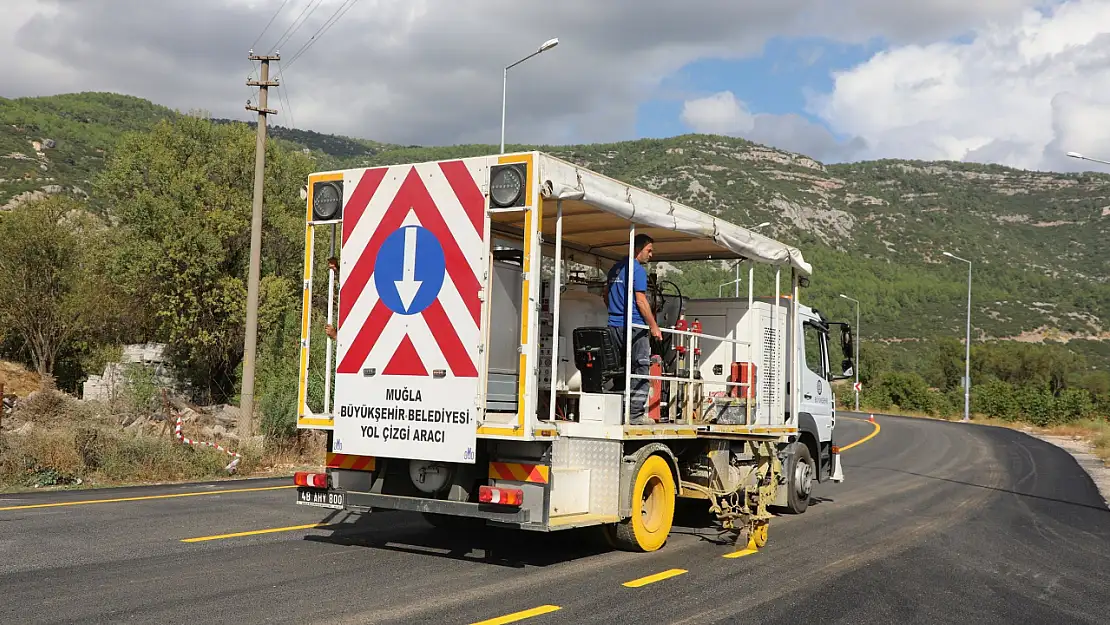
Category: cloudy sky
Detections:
[{"x1": 4, "y1": 0, "x2": 1110, "y2": 170}]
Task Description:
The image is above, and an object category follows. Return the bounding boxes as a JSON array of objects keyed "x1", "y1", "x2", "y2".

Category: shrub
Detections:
[{"x1": 975, "y1": 380, "x2": 1021, "y2": 421}]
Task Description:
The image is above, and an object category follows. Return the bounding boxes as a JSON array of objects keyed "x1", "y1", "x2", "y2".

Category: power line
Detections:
[
  {"x1": 285, "y1": 0, "x2": 357, "y2": 60},
  {"x1": 251, "y1": 0, "x2": 292, "y2": 50},
  {"x1": 269, "y1": 0, "x2": 315, "y2": 50},
  {"x1": 277, "y1": 63, "x2": 296, "y2": 129},
  {"x1": 284, "y1": 0, "x2": 361, "y2": 70},
  {"x1": 273, "y1": 0, "x2": 324, "y2": 52}
]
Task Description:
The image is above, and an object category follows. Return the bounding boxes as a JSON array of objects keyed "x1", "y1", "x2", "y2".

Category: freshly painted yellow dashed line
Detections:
[
  {"x1": 0, "y1": 485, "x2": 296, "y2": 512},
  {"x1": 623, "y1": 568, "x2": 688, "y2": 588},
  {"x1": 181, "y1": 522, "x2": 325, "y2": 543},
  {"x1": 723, "y1": 546, "x2": 759, "y2": 559},
  {"x1": 470, "y1": 605, "x2": 562, "y2": 625}
]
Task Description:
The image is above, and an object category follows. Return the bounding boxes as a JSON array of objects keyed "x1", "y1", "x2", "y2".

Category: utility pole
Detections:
[
  {"x1": 941, "y1": 251, "x2": 972, "y2": 423},
  {"x1": 241, "y1": 51, "x2": 280, "y2": 436}
]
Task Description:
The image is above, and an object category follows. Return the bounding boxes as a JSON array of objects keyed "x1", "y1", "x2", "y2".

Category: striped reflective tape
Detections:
[
  {"x1": 174, "y1": 417, "x2": 241, "y2": 473},
  {"x1": 488, "y1": 462, "x2": 550, "y2": 484},
  {"x1": 326, "y1": 452, "x2": 376, "y2": 471}
]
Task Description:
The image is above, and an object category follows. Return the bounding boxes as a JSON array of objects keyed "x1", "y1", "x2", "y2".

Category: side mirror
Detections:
[
  {"x1": 841, "y1": 326, "x2": 854, "y2": 357},
  {"x1": 825, "y1": 321, "x2": 855, "y2": 381}
]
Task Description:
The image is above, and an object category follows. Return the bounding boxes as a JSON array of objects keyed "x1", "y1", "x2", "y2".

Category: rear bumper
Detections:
[{"x1": 343, "y1": 491, "x2": 533, "y2": 524}]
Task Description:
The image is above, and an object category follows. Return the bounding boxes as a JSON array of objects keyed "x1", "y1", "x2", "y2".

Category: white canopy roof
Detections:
[{"x1": 500, "y1": 153, "x2": 812, "y2": 276}]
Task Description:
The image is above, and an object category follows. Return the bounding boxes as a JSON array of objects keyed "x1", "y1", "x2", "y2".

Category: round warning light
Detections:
[
  {"x1": 312, "y1": 182, "x2": 342, "y2": 221},
  {"x1": 490, "y1": 165, "x2": 524, "y2": 207}
]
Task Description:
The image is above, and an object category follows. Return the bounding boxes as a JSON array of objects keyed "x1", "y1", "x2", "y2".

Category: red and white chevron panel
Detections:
[{"x1": 331, "y1": 158, "x2": 487, "y2": 465}]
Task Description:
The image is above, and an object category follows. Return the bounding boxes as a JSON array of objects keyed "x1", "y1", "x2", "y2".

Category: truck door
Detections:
[{"x1": 798, "y1": 317, "x2": 833, "y2": 441}]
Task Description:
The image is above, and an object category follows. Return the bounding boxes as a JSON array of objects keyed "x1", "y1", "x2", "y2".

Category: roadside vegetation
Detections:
[
  {"x1": 0, "y1": 113, "x2": 327, "y2": 491},
  {"x1": 828, "y1": 338, "x2": 1110, "y2": 464}
]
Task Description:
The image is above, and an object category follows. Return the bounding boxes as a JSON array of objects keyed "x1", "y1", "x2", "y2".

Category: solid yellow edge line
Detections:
[
  {"x1": 469, "y1": 605, "x2": 561, "y2": 625},
  {"x1": 723, "y1": 547, "x2": 759, "y2": 559},
  {"x1": 622, "y1": 568, "x2": 688, "y2": 588},
  {"x1": 181, "y1": 522, "x2": 324, "y2": 543},
  {"x1": 0, "y1": 485, "x2": 295, "y2": 512},
  {"x1": 839, "y1": 417, "x2": 881, "y2": 452}
]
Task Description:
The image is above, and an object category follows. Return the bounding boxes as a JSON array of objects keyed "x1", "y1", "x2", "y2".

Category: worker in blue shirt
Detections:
[{"x1": 607, "y1": 233, "x2": 662, "y2": 425}]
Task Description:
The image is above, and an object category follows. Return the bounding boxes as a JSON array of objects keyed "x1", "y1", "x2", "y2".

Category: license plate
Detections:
[{"x1": 297, "y1": 487, "x2": 345, "y2": 509}]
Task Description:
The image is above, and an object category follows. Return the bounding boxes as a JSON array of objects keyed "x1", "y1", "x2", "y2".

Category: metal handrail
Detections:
[
  {"x1": 631, "y1": 322, "x2": 751, "y2": 346},
  {"x1": 623, "y1": 320, "x2": 755, "y2": 425}
]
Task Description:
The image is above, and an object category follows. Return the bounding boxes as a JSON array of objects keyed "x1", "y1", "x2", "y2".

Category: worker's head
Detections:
[{"x1": 634, "y1": 233, "x2": 654, "y2": 263}]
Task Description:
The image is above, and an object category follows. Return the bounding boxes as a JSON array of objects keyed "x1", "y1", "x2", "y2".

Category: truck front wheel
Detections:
[
  {"x1": 605, "y1": 454, "x2": 676, "y2": 552},
  {"x1": 783, "y1": 442, "x2": 814, "y2": 514}
]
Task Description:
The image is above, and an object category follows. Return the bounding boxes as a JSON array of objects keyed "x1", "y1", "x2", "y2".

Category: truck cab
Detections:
[{"x1": 683, "y1": 296, "x2": 852, "y2": 513}]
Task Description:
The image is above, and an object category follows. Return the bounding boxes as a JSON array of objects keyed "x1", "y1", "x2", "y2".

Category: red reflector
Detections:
[
  {"x1": 294, "y1": 471, "x2": 328, "y2": 488},
  {"x1": 479, "y1": 485, "x2": 523, "y2": 506},
  {"x1": 831, "y1": 446, "x2": 840, "y2": 455}
]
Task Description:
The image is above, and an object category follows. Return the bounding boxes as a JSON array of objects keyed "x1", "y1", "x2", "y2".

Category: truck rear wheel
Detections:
[
  {"x1": 605, "y1": 455, "x2": 676, "y2": 552},
  {"x1": 783, "y1": 442, "x2": 814, "y2": 514}
]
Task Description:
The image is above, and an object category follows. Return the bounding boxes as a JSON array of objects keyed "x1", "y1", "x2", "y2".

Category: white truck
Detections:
[{"x1": 292, "y1": 151, "x2": 855, "y2": 552}]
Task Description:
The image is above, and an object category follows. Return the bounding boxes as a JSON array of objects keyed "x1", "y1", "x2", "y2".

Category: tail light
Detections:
[
  {"x1": 479, "y1": 485, "x2": 523, "y2": 506},
  {"x1": 294, "y1": 471, "x2": 328, "y2": 488}
]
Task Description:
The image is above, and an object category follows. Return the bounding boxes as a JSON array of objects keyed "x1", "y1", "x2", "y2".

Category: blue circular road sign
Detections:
[{"x1": 373, "y1": 225, "x2": 446, "y2": 315}]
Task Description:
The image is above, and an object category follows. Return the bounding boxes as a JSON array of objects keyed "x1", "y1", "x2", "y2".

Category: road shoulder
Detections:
[{"x1": 1021, "y1": 430, "x2": 1110, "y2": 509}]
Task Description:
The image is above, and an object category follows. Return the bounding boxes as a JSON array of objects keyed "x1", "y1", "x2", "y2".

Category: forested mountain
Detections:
[{"x1": 2, "y1": 92, "x2": 1107, "y2": 370}]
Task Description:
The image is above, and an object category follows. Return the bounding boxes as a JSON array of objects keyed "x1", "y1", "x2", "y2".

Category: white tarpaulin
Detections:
[{"x1": 535, "y1": 154, "x2": 812, "y2": 276}]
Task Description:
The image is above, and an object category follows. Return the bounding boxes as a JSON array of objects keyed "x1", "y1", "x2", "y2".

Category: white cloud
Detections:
[
  {"x1": 680, "y1": 91, "x2": 867, "y2": 162},
  {"x1": 811, "y1": 0, "x2": 1110, "y2": 170},
  {"x1": 0, "y1": 0, "x2": 1047, "y2": 148},
  {"x1": 680, "y1": 92, "x2": 755, "y2": 135}
]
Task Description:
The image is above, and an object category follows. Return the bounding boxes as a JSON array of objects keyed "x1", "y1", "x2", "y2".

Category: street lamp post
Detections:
[
  {"x1": 839, "y1": 294, "x2": 860, "y2": 411},
  {"x1": 942, "y1": 251, "x2": 972, "y2": 423},
  {"x1": 718, "y1": 222, "x2": 770, "y2": 297},
  {"x1": 501, "y1": 37, "x2": 559, "y2": 154},
  {"x1": 1067, "y1": 151, "x2": 1110, "y2": 166}
]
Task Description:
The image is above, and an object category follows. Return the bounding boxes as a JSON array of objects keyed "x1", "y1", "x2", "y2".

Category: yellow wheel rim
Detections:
[{"x1": 630, "y1": 455, "x2": 676, "y2": 551}]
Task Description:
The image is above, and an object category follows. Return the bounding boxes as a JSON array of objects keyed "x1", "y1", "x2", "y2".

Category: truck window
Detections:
[{"x1": 803, "y1": 322, "x2": 826, "y2": 379}]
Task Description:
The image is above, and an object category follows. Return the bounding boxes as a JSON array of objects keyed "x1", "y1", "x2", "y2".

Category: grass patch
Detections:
[
  {"x1": 0, "y1": 425, "x2": 256, "y2": 490},
  {"x1": 0, "y1": 388, "x2": 323, "y2": 492}
]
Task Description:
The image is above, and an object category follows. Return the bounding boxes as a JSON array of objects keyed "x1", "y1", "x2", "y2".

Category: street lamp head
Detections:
[
  {"x1": 942, "y1": 251, "x2": 954, "y2": 258},
  {"x1": 1067, "y1": 151, "x2": 1084, "y2": 159},
  {"x1": 754, "y1": 221, "x2": 771, "y2": 229},
  {"x1": 839, "y1": 294, "x2": 848, "y2": 299},
  {"x1": 539, "y1": 38, "x2": 559, "y2": 52}
]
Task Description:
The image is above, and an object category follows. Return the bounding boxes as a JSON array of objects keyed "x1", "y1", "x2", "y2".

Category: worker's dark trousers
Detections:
[{"x1": 608, "y1": 326, "x2": 650, "y2": 423}]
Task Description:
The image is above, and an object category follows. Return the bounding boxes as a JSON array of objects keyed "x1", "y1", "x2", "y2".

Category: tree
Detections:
[
  {"x1": 0, "y1": 196, "x2": 121, "y2": 376},
  {"x1": 94, "y1": 114, "x2": 313, "y2": 403},
  {"x1": 925, "y1": 336, "x2": 964, "y2": 391}
]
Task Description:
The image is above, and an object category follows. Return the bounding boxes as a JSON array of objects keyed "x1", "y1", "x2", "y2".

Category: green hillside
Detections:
[
  {"x1": 345, "y1": 137, "x2": 1110, "y2": 345},
  {"x1": 2, "y1": 93, "x2": 1107, "y2": 361}
]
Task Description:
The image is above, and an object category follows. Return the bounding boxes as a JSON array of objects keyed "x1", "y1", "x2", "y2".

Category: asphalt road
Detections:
[{"x1": 1, "y1": 414, "x2": 1107, "y2": 625}]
